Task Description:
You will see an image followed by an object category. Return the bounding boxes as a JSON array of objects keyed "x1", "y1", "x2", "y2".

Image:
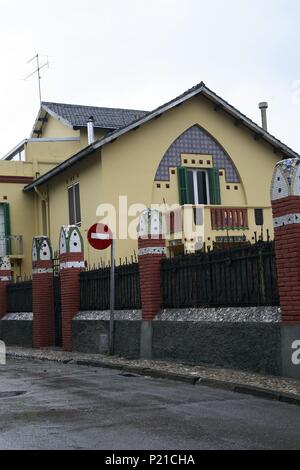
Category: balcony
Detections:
[
  {"x1": 0, "y1": 235, "x2": 24, "y2": 258},
  {"x1": 164, "y1": 205, "x2": 252, "y2": 254}
]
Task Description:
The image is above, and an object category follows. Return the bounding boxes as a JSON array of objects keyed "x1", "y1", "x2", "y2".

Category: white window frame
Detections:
[{"x1": 190, "y1": 169, "x2": 210, "y2": 205}]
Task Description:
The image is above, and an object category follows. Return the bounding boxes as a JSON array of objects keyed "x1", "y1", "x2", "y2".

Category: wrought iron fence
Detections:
[
  {"x1": 80, "y1": 261, "x2": 141, "y2": 310},
  {"x1": 161, "y1": 241, "x2": 279, "y2": 308},
  {"x1": 7, "y1": 280, "x2": 33, "y2": 313}
]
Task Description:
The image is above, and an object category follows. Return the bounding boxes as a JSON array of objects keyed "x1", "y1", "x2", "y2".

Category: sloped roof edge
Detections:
[{"x1": 24, "y1": 82, "x2": 300, "y2": 192}]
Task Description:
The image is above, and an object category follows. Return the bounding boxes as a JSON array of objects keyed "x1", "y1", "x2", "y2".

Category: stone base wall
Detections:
[
  {"x1": 72, "y1": 311, "x2": 141, "y2": 358},
  {"x1": 0, "y1": 313, "x2": 33, "y2": 347},
  {"x1": 152, "y1": 322, "x2": 281, "y2": 375},
  {"x1": 72, "y1": 307, "x2": 282, "y2": 375}
]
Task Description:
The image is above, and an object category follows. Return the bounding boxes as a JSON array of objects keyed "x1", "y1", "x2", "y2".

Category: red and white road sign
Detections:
[{"x1": 87, "y1": 223, "x2": 113, "y2": 250}]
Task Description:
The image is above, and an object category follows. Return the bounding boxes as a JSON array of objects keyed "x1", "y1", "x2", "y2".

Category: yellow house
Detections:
[
  {"x1": 1, "y1": 81, "x2": 299, "y2": 276},
  {"x1": 0, "y1": 102, "x2": 147, "y2": 276}
]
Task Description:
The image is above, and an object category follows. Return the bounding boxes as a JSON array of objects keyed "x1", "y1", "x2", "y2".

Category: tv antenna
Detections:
[{"x1": 25, "y1": 53, "x2": 49, "y2": 105}]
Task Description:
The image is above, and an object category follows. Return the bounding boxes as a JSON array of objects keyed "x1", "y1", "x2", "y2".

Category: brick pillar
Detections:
[
  {"x1": 271, "y1": 158, "x2": 300, "y2": 378},
  {"x1": 0, "y1": 257, "x2": 12, "y2": 319},
  {"x1": 32, "y1": 237, "x2": 55, "y2": 348},
  {"x1": 59, "y1": 225, "x2": 84, "y2": 352},
  {"x1": 138, "y1": 209, "x2": 166, "y2": 359}
]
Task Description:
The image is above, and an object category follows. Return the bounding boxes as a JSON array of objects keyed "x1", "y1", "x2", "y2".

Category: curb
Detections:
[
  {"x1": 197, "y1": 378, "x2": 300, "y2": 406},
  {"x1": 7, "y1": 352, "x2": 300, "y2": 406}
]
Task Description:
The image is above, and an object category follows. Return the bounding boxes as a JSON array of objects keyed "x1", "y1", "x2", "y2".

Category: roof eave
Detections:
[{"x1": 201, "y1": 87, "x2": 299, "y2": 159}]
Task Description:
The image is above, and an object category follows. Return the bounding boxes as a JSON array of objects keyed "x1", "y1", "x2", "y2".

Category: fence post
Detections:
[
  {"x1": 59, "y1": 225, "x2": 84, "y2": 352},
  {"x1": 0, "y1": 257, "x2": 12, "y2": 319},
  {"x1": 138, "y1": 209, "x2": 166, "y2": 359},
  {"x1": 271, "y1": 158, "x2": 300, "y2": 379},
  {"x1": 32, "y1": 237, "x2": 55, "y2": 348}
]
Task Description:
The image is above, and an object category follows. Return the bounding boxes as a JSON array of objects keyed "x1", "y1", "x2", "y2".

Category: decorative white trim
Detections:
[
  {"x1": 0, "y1": 276, "x2": 11, "y2": 281},
  {"x1": 32, "y1": 268, "x2": 53, "y2": 275},
  {"x1": 60, "y1": 261, "x2": 85, "y2": 270},
  {"x1": 138, "y1": 247, "x2": 166, "y2": 256},
  {"x1": 273, "y1": 213, "x2": 300, "y2": 228}
]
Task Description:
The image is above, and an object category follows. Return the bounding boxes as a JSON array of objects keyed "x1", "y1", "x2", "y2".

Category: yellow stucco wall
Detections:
[
  {"x1": 26, "y1": 140, "x2": 81, "y2": 163},
  {"x1": 39, "y1": 116, "x2": 79, "y2": 139},
  {"x1": 33, "y1": 93, "x2": 280, "y2": 269}
]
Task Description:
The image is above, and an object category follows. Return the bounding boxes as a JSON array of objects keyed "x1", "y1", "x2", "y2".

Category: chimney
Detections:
[
  {"x1": 258, "y1": 102, "x2": 268, "y2": 131},
  {"x1": 87, "y1": 116, "x2": 95, "y2": 145}
]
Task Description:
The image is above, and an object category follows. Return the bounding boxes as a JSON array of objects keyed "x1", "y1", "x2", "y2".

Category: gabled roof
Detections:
[
  {"x1": 31, "y1": 102, "x2": 148, "y2": 137},
  {"x1": 25, "y1": 81, "x2": 300, "y2": 192}
]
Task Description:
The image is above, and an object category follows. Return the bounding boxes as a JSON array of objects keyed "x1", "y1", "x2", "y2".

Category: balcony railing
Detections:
[
  {"x1": 0, "y1": 235, "x2": 23, "y2": 257},
  {"x1": 211, "y1": 208, "x2": 248, "y2": 230}
]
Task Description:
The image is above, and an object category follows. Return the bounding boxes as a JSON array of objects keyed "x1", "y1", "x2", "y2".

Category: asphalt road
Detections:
[{"x1": 0, "y1": 358, "x2": 299, "y2": 450}]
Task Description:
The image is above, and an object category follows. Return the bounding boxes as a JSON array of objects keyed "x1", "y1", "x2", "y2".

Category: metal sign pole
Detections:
[{"x1": 109, "y1": 237, "x2": 115, "y2": 355}]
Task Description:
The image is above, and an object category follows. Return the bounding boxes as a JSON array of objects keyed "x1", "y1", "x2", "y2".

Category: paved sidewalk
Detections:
[{"x1": 6, "y1": 346, "x2": 300, "y2": 405}]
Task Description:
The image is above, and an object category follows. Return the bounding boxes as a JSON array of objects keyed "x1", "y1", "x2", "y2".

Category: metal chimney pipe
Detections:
[
  {"x1": 87, "y1": 116, "x2": 95, "y2": 145},
  {"x1": 258, "y1": 102, "x2": 268, "y2": 131}
]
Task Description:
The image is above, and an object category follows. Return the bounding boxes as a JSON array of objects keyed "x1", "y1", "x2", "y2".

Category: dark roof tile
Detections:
[{"x1": 41, "y1": 102, "x2": 148, "y2": 129}]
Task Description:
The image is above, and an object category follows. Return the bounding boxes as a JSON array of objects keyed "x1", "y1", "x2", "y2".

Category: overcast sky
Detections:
[{"x1": 1, "y1": 0, "x2": 299, "y2": 157}]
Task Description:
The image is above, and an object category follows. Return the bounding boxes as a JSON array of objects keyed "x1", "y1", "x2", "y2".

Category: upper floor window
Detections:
[
  {"x1": 68, "y1": 183, "x2": 81, "y2": 225},
  {"x1": 187, "y1": 169, "x2": 209, "y2": 205},
  {"x1": 177, "y1": 167, "x2": 221, "y2": 205}
]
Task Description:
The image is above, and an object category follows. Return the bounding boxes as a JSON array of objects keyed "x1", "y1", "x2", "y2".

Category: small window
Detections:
[
  {"x1": 68, "y1": 183, "x2": 81, "y2": 225},
  {"x1": 0, "y1": 203, "x2": 11, "y2": 256}
]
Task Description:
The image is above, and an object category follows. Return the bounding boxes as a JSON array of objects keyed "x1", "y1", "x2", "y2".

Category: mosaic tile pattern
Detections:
[
  {"x1": 155, "y1": 125, "x2": 240, "y2": 183},
  {"x1": 271, "y1": 158, "x2": 300, "y2": 201}
]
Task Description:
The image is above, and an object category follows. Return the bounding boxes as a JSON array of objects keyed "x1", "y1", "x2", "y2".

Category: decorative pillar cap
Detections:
[
  {"x1": 59, "y1": 225, "x2": 83, "y2": 254},
  {"x1": 138, "y1": 209, "x2": 165, "y2": 239},
  {"x1": 271, "y1": 158, "x2": 300, "y2": 201},
  {"x1": 32, "y1": 237, "x2": 53, "y2": 261},
  {"x1": 0, "y1": 256, "x2": 11, "y2": 271}
]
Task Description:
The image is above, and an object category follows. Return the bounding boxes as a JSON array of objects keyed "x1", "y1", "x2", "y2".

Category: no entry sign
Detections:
[
  {"x1": 87, "y1": 222, "x2": 115, "y2": 355},
  {"x1": 87, "y1": 223, "x2": 112, "y2": 250}
]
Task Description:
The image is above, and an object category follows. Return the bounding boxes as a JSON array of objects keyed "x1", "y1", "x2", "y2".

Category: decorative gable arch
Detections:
[{"x1": 154, "y1": 124, "x2": 240, "y2": 183}]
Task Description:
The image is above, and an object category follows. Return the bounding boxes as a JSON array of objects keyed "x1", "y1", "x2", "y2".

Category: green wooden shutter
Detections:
[
  {"x1": 177, "y1": 167, "x2": 189, "y2": 205},
  {"x1": 3, "y1": 203, "x2": 11, "y2": 255},
  {"x1": 208, "y1": 168, "x2": 221, "y2": 205}
]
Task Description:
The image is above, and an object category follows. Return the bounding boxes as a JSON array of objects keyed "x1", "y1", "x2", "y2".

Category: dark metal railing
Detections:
[
  {"x1": 80, "y1": 261, "x2": 141, "y2": 310},
  {"x1": 161, "y1": 241, "x2": 279, "y2": 308},
  {"x1": 7, "y1": 280, "x2": 33, "y2": 313}
]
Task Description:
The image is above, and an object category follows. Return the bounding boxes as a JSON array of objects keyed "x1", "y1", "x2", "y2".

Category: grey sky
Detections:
[{"x1": 1, "y1": 0, "x2": 299, "y2": 157}]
